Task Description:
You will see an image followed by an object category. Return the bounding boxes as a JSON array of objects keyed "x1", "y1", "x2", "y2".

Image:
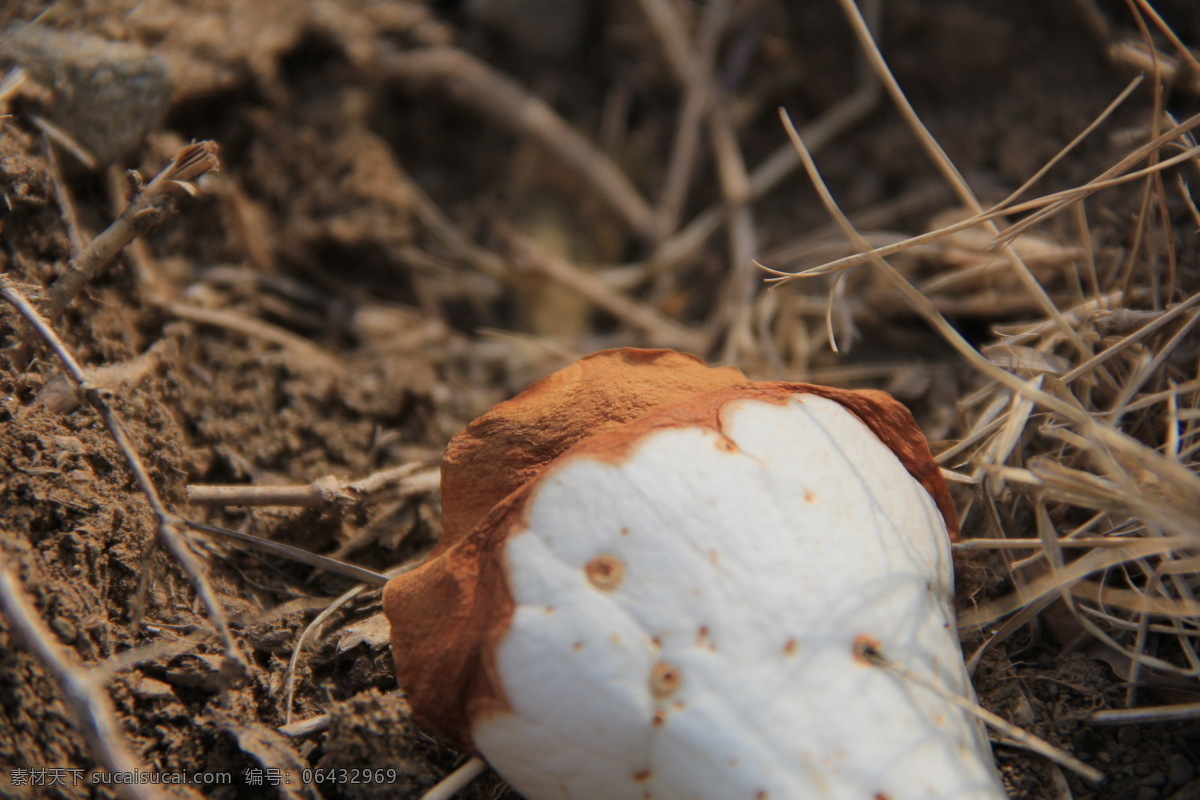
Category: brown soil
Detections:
[{"x1": 1, "y1": 1, "x2": 1198, "y2": 799}]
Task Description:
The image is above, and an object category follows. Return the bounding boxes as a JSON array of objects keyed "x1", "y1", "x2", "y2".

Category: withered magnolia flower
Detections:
[{"x1": 385, "y1": 349, "x2": 1004, "y2": 800}]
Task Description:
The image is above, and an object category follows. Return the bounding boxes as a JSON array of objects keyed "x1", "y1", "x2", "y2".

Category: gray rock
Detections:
[{"x1": 0, "y1": 22, "x2": 172, "y2": 165}]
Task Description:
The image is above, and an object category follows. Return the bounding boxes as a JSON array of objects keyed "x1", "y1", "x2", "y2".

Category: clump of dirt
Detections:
[{"x1": 2, "y1": 1, "x2": 1199, "y2": 799}]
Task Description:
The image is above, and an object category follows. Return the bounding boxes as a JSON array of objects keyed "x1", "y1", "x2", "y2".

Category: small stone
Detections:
[
  {"x1": 1170, "y1": 754, "x2": 1196, "y2": 786},
  {"x1": 0, "y1": 23, "x2": 172, "y2": 165},
  {"x1": 1140, "y1": 770, "x2": 1167, "y2": 787}
]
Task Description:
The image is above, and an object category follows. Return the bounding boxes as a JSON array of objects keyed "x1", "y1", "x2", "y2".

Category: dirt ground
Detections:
[{"x1": 1, "y1": 1, "x2": 1199, "y2": 799}]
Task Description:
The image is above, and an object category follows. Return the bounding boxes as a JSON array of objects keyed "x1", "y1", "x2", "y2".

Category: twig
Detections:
[
  {"x1": 832, "y1": 0, "x2": 1085, "y2": 353},
  {"x1": 419, "y1": 758, "x2": 487, "y2": 800},
  {"x1": 42, "y1": 141, "x2": 219, "y2": 319},
  {"x1": 186, "y1": 464, "x2": 439, "y2": 508},
  {"x1": 282, "y1": 556, "x2": 423, "y2": 723},
  {"x1": 508, "y1": 230, "x2": 705, "y2": 351},
  {"x1": 638, "y1": 46, "x2": 881, "y2": 282},
  {"x1": 1091, "y1": 701, "x2": 1200, "y2": 724},
  {"x1": 760, "y1": 137, "x2": 1200, "y2": 285},
  {"x1": 649, "y1": 0, "x2": 731, "y2": 237},
  {"x1": 634, "y1": 0, "x2": 693, "y2": 79},
  {"x1": 165, "y1": 302, "x2": 346, "y2": 376},
  {"x1": 775, "y1": 114, "x2": 1200, "y2": 542},
  {"x1": 855, "y1": 638, "x2": 1105, "y2": 783},
  {"x1": 0, "y1": 558, "x2": 170, "y2": 800},
  {"x1": 377, "y1": 47, "x2": 657, "y2": 242},
  {"x1": 181, "y1": 520, "x2": 390, "y2": 587},
  {"x1": 30, "y1": 114, "x2": 98, "y2": 170},
  {"x1": 0, "y1": 276, "x2": 241, "y2": 664}
]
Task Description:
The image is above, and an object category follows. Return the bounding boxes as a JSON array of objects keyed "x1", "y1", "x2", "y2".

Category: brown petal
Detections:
[{"x1": 438, "y1": 348, "x2": 746, "y2": 547}]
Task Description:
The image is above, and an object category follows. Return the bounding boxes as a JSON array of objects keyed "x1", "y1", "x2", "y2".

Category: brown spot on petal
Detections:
[
  {"x1": 804, "y1": 490, "x2": 816, "y2": 503},
  {"x1": 784, "y1": 638, "x2": 797, "y2": 656},
  {"x1": 584, "y1": 554, "x2": 624, "y2": 590},
  {"x1": 715, "y1": 435, "x2": 738, "y2": 453},
  {"x1": 652, "y1": 709, "x2": 667, "y2": 727},
  {"x1": 650, "y1": 661, "x2": 682, "y2": 699},
  {"x1": 853, "y1": 634, "x2": 883, "y2": 666},
  {"x1": 633, "y1": 771, "x2": 651, "y2": 783}
]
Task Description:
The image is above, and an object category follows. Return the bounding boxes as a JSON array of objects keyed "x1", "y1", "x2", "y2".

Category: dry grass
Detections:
[{"x1": 762, "y1": 0, "x2": 1200, "y2": 736}]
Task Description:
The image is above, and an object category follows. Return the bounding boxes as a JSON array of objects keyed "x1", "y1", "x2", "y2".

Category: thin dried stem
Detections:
[
  {"x1": 857, "y1": 639, "x2": 1104, "y2": 783},
  {"x1": 508, "y1": 230, "x2": 705, "y2": 351},
  {"x1": 1092, "y1": 702, "x2": 1200, "y2": 725},
  {"x1": 42, "y1": 141, "x2": 219, "y2": 318},
  {"x1": 0, "y1": 558, "x2": 171, "y2": 800},
  {"x1": 186, "y1": 465, "x2": 439, "y2": 509},
  {"x1": 181, "y1": 520, "x2": 390, "y2": 587},
  {"x1": 1, "y1": 276, "x2": 241, "y2": 663},
  {"x1": 832, "y1": 0, "x2": 1083, "y2": 351},
  {"x1": 775, "y1": 114, "x2": 1200, "y2": 543},
  {"x1": 166, "y1": 302, "x2": 345, "y2": 376},
  {"x1": 378, "y1": 47, "x2": 657, "y2": 242},
  {"x1": 419, "y1": 757, "x2": 487, "y2": 800}
]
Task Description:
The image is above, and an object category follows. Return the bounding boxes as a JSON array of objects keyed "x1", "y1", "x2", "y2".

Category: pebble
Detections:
[
  {"x1": 0, "y1": 23, "x2": 171, "y2": 165},
  {"x1": 1171, "y1": 754, "x2": 1196, "y2": 786}
]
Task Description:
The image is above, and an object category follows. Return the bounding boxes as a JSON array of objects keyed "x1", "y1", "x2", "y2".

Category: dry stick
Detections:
[
  {"x1": 42, "y1": 141, "x2": 220, "y2": 319},
  {"x1": 639, "y1": 76, "x2": 881, "y2": 282},
  {"x1": 710, "y1": 104, "x2": 760, "y2": 362},
  {"x1": 377, "y1": 47, "x2": 657, "y2": 242},
  {"x1": 394, "y1": 161, "x2": 510, "y2": 281},
  {"x1": 855, "y1": 639, "x2": 1104, "y2": 783},
  {"x1": 508, "y1": 231, "x2": 706, "y2": 351},
  {"x1": 419, "y1": 758, "x2": 487, "y2": 800},
  {"x1": 182, "y1": 520, "x2": 389, "y2": 587},
  {"x1": 0, "y1": 277, "x2": 241, "y2": 662},
  {"x1": 953, "y1": 537, "x2": 1154, "y2": 551},
  {"x1": 43, "y1": 139, "x2": 88, "y2": 255},
  {"x1": 1131, "y1": 0, "x2": 1200, "y2": 75},
  {"x1": 186, "y1": 465, "x2": 439, "y2": 508},
  {"x1": 284, "y1": 580, "x2": 379, "y2": 725},
  {"x1": 834, "y1": 0, "x2": 1086, "y2": 355},
  {"x1": 762, "y1": 138, "x2": 1200, "y2": 283},
  {"x1": 778, "y1": 115, "x2": 1200, "y2": 544},
  {"x1": 995, "y1": 118, "x2": 1200, "y2": 245},
  {"x1": 1116, "y1": 5, "x2": 1168, "y2": 305},
  {"x1": 635, "y1": 0, "x2": 693, "y2": 79},
  {"x1": 991, "y1": 77, "x2": 1143, "y2": 213},
  {"x1": 1093, "y1": 702, "x2": 1200, "y2": 725},
  {"x1": 31, "y1": 115, "x2": 99, "y2": 170},
  {"x1": 280, "y1": 556, "x2": 423, "y2": 724},
  {"x1": 1059, "y1": 295, "x2": 1200, "y2": 386},
  {"x1": 0, "y1": 558, "x2": 170, "y2": 800},
  {"x1": 36, "y1": 336, "x2": 173, "y2": 414},
  {"x1": 165, "y1": 302, "x2": 346, "y2": 376},
  {"x1": 650, "y1": 0, "x2": 732, "y2": 237},
  {"x1": 635, "y1": 0, "x2": 753, "y2": 360}
]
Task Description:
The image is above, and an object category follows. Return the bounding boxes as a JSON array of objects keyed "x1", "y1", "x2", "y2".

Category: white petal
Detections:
[{"x1": 473, "y1": 394, "x2": 1005, "y2": 800}]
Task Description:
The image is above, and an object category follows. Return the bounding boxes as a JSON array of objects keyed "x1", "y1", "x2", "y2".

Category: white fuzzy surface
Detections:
[{"x1": 472, "y1": 394, "x2": 1005, "y2": 800}]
